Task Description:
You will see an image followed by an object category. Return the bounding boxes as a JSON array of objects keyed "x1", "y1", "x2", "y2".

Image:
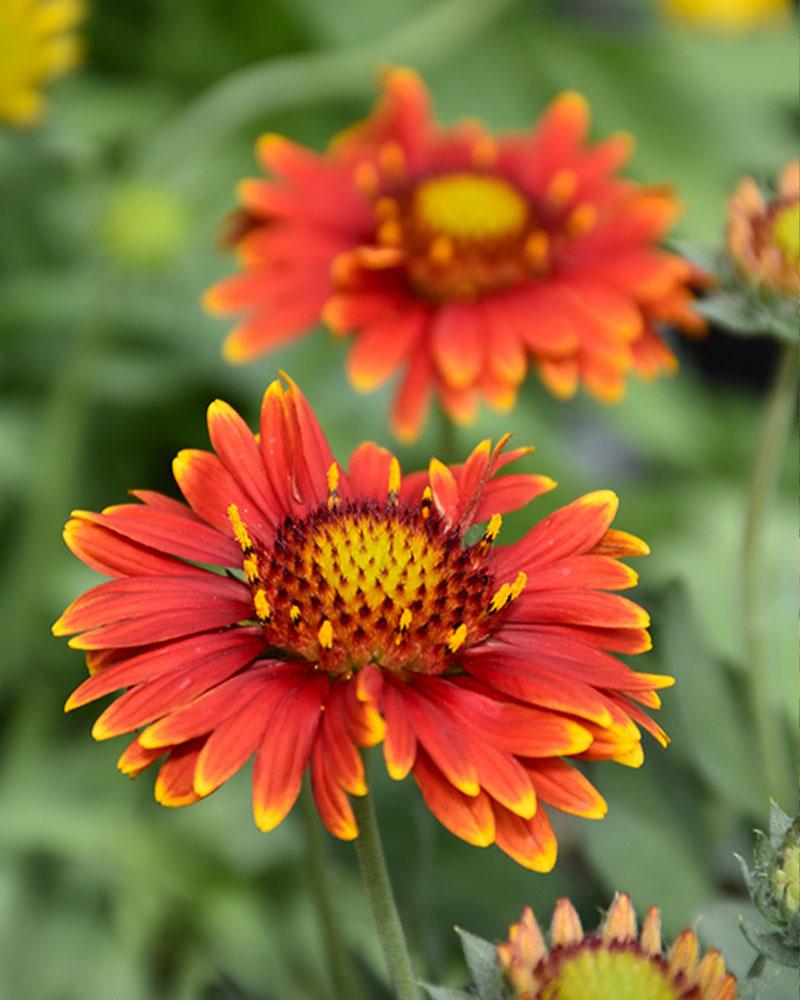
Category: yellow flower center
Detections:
[
  {"x1": 542, "y1": 949, "x2": 678, "y2": 1000},
  {"x1": 770, "y1": 203, "x2": 800, "y2": 268},
  {"x1": 414, "y1": 173, "x2": 528, "y2": 241},
  {"x1": 362, "y1": 160, "x2": 599, "y2": 301},
  {"x1": 230, "y1": 493, "x2": 524, "y2": 676}
]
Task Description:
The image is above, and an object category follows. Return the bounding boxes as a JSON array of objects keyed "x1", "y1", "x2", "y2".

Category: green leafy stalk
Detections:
[
  {"x1": 352, "y1": 791, "x2": 420, "y2": 1000},
  {"x1": 742, "y1": 343, "x2": 797, "y2": 806}
]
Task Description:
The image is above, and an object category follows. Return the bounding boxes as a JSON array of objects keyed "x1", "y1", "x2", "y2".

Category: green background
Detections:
[{"x1": 0, "y1": 0, "x2": 796, "y2": 997}]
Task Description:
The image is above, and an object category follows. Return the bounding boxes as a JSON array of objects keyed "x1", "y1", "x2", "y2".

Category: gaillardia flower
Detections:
[
  {"x1": 498, "y1": 894, "x2": 739, "y2": 999},
  {"x1": 728, "y1": 159, "x2": 799, "y2": 296},
  {"x1": 204, "y1": 68, "x2": 704, "y2": 441},
  {"x1": 0, "y1": 0, "x2": 85, "y2": 127},
  {"x1": 54, "y1": 375, "x2": 671, "y2": 870}
]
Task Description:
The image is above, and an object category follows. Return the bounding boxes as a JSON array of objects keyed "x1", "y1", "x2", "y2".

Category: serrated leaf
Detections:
[
  {"x1": 741, "y1": 920, "x2": 800, "y2": 969},
  {"x1": 696, "y1": 292, "x2": 763, "y2": 335},
  {"x1": 455, "y1": 928, "x2": 503, "y2": 1000},
  {"x1": 762, "y1": 307, "x2": 799, "y2": 344},
  {"x1": 737, "y1": 853, "x2": 759, "y2": 899},
  {"x1": 768, "y1": 802, "x2": 793, "y2": 850}
]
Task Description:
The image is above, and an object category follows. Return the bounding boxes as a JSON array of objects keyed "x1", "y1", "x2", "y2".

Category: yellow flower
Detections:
[
  {"x1": 661, "y1": 0, "x2": 792, "y2": 33},
  {"x1": 0, "y1": 0, "x2": 86, "y2": 127}
]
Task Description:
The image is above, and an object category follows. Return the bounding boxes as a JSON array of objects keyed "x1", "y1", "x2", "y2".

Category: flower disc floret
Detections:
[
  {"x1": 379, "y1": 171, "x2": 536, "y2": 301},
  {"x1": 54, "y1": 375, "x2": 672, "y2": 868},
  {"x1": 414, "y1": 173, "x2": 528, "y2": 240},
  {"x1": 229, "y1": 493, "x2": 517, "y2": 676}
]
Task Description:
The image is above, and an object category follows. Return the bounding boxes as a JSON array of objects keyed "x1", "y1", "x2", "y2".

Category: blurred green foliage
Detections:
[{"x1": 0, "y1": 0, "x2": 797, "y2": 997}]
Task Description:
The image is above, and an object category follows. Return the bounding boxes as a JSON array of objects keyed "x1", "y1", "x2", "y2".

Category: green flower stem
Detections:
[
  {"x1": 139, "y1": 0, "x2": 518, "y2": 184},
  {"x1": 742, "y1": 342, "x2": 797, "y2": 806},
  {"x1": 352, "y1": 791, "x2": 420, "y2": 1000},
  {"x1": 299, "y1": 784, "x2": 365, "y2": 1000}
]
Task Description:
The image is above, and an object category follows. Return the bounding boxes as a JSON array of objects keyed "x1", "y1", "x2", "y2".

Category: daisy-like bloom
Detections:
[
  {"x1": 727, "y1": 159, "x2": 800, "y2": 296},
  {"x1": 53, "y1": 375, "x2": 672, "y2": 870},
  {"x1": 204, "y1": 68, "x2": 704, "y2": 442},
  {"x1": 0, "y1": 0, "x2": 85, "y2": 127},
  {"x1": 661, "y1": 0, "x2": 792, "y2": 33},
  {"x1": 498, "y1": 893, "x2": 739, "y2": 999}
]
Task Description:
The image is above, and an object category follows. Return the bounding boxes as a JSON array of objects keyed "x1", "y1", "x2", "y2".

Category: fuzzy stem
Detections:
[
  {"x1": 742, "y1": 342, "x2": 797, "y2": 806},
  {"x1": 352, "y1": 792, "x2": 420, "y2": 1000}
]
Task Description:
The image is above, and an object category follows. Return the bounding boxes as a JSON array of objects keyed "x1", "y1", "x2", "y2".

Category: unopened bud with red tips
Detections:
[
  {"x1": 689, "y1": 159, "x2": 799, "y2": 343},
  {"x1": 427, "y1": 894, "x2": 741, "y2": 1000}
]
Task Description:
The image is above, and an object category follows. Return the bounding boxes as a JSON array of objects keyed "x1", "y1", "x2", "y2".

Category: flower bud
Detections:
[{"x1": 739, "y1": 803, "x2": 800, "y2": 969}]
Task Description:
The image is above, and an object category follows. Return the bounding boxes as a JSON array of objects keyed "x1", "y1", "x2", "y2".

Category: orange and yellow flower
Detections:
[
  {"x1": 727, "y1": 159, "x2": 799, "y2": 296},
  {"x1": 499, "y1": 893, "x2": 739, "y2": 999},
  {"x1": 0, "y1": 0, "x2": 85, "y2": 127},
  {"x1": 54, "y1": 375, "x2": 671, "y2": 870},
  {"x1": 205, "y1": 68, "x2": 704, "y2": 442}
]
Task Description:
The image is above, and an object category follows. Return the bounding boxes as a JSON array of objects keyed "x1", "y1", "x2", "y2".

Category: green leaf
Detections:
[
  {"x1": 697, "y1": 292, "x2": 764, "y2": 335},
  {"x1": 761, "y1": 302, "x2": 799, "y2": 344},
  {"x1": 698, "y1": 291, "x2": 798, "y2": 344},
  {"x1": 658, "y1": 581, "x2": 765, "y2": 816},
  {"x1": 767, "y1": 802, "x2": 793, "y2": 851},
  {"x1": 455, "y1": 927, "x2": 503, "y2": 1000},
  {"x1": 740, "y1": 920, "x2": 800, "y2": 970}
]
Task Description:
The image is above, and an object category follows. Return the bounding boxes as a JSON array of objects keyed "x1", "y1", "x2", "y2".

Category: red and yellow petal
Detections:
[
  {"x1": 252, "y1": 677, "x2": 329, "y2": 831},
  {"x1": 492, "y1": 800, "x2": 558, "y2": 872},
  {"x1": 65, "y1": 629, "x2": 264, "y2": 712},
  {"x1": 494, "y1": 489, "x2": 620, "y2": 578},
  {"x1": 382, "y1": 683, "x2": 418, "y2": 780},
  {"x1": 155, "y1": 739, "x2": 206, "y2": 807},
  {"x1": 526, "y1": 758, "x2": 607, "y2": 820},
  {"x1": 89, "y1": 640, "x2": 261, "y2": 741},
  {"x1": 194, "y1": 672, "x2": 301, "y2": 798},
  {"x1": 310, "y1": 742, "x2": 359, "y2": 840},
  {"x1": 413, "y1": 753, "x2": 495, "y2": 847},
  {"x1": 346, "y1": 309, "x2": 426, "y2": 392}
]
